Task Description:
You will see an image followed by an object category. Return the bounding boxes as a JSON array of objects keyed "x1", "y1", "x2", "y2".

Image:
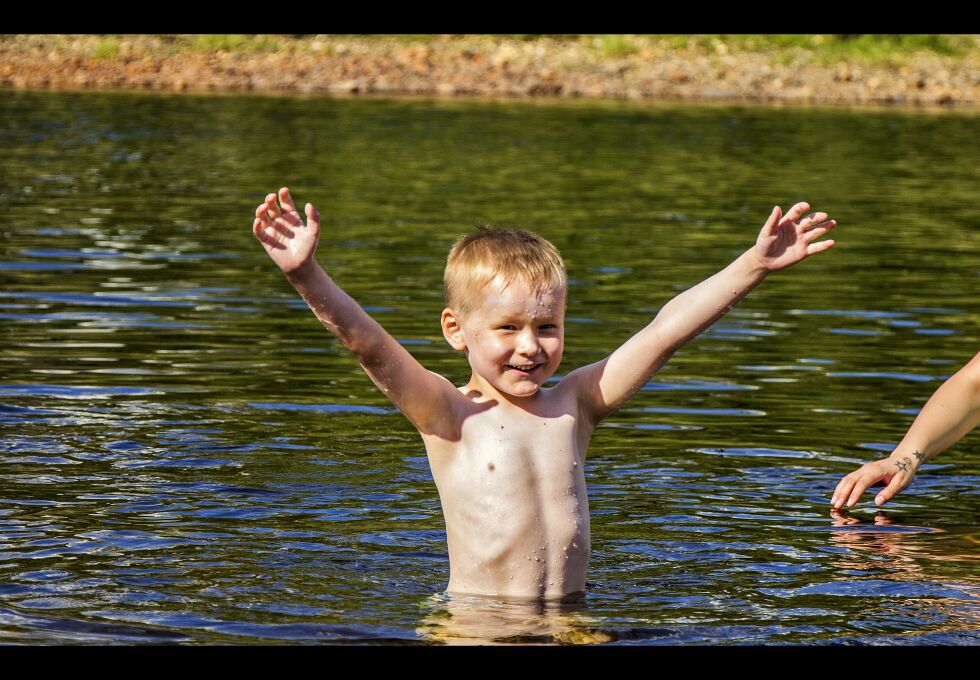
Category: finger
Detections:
[
  {"x1": 834, "y1": 474, "x2": 861, "y2": 508},
  {"x1": 762, "y1": 206, "x2": 781, "y2": 236},
  {"x1": 265, "y1": 193, "x2": 281, "y2": 219},
  {"x1": 279, "y1": 187, "x2": 299, "y2": 214},
  {"x1": 255, "y1": 203, "x2": 272, "y2": 228},
  {"x1": 782, "y1": 201, "x2": 811, "y2": 225},
  {"x1": 806, "y1": 239, "x2": 835, "y2": 256},
  {"x1": 799, "y1": 212, "x2": 828, "y2": 231},
  {"x1": 846, "y1": 472, "x2": 882, "y2": 507},
  {"x1": 803, "y1": 220, "x2": 837, "y2": 243},
  {"x1": 833, "y1": 475, "x2": 856, "y2": 508},
  {"x1": 305, "y1": 203, "x2": 320, "y2": 233},
  {"x1": 253, "y1": 217, "x2": 279, "y2": 248},
  {"x1": 875, "y1": 473, "x2": 908, "y2": 506}
]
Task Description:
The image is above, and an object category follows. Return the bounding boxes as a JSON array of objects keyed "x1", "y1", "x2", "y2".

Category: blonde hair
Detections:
[{"x1": 444, "y1": 226, "x2": 567, "y2": 318}]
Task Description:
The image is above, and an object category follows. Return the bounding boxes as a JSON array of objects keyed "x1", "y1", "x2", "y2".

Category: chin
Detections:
[{"x1": 502, "y1": 379, "x2": 546, "y2": 398}]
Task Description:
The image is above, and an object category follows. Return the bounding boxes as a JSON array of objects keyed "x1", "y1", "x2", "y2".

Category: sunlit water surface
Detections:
[{"x1": 1, "y1": 91, "x2": 978, "y2": 644}]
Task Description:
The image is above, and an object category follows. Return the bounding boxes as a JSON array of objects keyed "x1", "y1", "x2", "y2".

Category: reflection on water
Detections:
[
  {"x1": 0, "y1": 91, "x2": 978, "y2": 644},
  {"x1": 821, "y1": 511, "x2": 980, "y2": 643},
  {"x1": 418, "y1": 593, "x2": 617, "y2": 645}
]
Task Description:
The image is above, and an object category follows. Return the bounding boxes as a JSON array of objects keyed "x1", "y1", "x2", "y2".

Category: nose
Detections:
[{"x1": 516, "y1": 328, "x2": 541, "y2": 357}]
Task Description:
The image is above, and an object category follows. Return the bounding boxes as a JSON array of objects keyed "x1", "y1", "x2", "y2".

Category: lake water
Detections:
[{"x1": 1, "y1": 91, "x2": 978, "y2": 645}]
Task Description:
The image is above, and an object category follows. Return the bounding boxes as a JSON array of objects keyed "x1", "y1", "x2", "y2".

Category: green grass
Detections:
[
  {"x1": 77, "y1": 34, "x2": 976, "y2": 66},
  {"x1": 814, "y1": 34, "x2": 966, "y2": 62},
  {"x1": 608, "y1": 34, "x2": 971, "y2": 63},
  {"x1": 598, "y1": 35, "x2": 639, "y2": 58},
  {"x1": 184, "y1": 34, "x2": 285, "y2": 53},
  {"x1": 353, "y1": 34, "x2": 438, "y2": 44},
  {"x1": 91, "y1": 36, "x2": 120, "y2": 60}
]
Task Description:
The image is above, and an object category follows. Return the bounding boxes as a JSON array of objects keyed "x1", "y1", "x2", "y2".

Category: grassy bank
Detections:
[
  {"x1": 73, "y1": 34, "x2": 978, "y2": 62},
  {"x1": 3, "y1": 34, "x2": 978, "y2": 107}
]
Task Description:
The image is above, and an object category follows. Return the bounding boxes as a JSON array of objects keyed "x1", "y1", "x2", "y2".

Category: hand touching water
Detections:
[
  {"x1": 252, "y1": 187, "x2": 321, "y2": 277},
  {"x1": 753, "y1": 202, "x2": 837, "y2": 272},
  {"x1": 832, "y1": 455, "x2": 920, "y2": 508}
]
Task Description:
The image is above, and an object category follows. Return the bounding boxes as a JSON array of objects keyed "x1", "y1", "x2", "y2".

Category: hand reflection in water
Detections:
[
  {"x1": 416, "y1": 592, "x2": 617, "y2": 646},
  {"x1": 827, "y1": 509, "x2": 980, "y2": 635},
  {"x1": 830, "y1": 508, "x2": 895, "y2": 527},
  {"x1": 827, "y1": 508, "x2": 954, "y2": 577}
]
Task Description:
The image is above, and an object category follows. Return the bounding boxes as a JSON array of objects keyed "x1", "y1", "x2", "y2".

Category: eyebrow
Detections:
[{"x1": 489, "y1": 311, "x2": 563, "y2": 324}]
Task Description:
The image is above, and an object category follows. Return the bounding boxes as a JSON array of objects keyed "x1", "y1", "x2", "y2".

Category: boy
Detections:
[
  {"x1": 832, "y1": 350, "x2": 980, "y2": 509},
  {"x1": 252, "y1": 188, "x2": 836, "y2": 599}
]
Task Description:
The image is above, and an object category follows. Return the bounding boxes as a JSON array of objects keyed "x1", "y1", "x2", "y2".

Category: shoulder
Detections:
[
  {"x1": 539, "y1": 373, "x2": 603, "y2": 431},
  {"x1": 551, "y1": 361, "x2": 613, "y2": 424},
  {"x1": 401, "y1": 371, "x2": 466, "y2": 439},
  {"x1": 417, "y1": 381, "x2": 501, "y2": 442}
]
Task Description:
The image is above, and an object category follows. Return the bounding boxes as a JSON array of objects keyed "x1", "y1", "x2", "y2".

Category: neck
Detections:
[{"x1": 464, "y1": 373, "x2": 543, "y2": 410}]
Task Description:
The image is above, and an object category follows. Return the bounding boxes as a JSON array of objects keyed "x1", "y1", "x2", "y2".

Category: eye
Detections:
[
  {"x1": 539, "y1": 324, "x2": 558, "y2": 331},
  {"x1": 498, "y1": 325, "x2": 517, "y2": 331}
]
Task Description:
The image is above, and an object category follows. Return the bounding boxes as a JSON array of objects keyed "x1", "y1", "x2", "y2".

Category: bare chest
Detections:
[
  {"x1": 423, "y1": 410, "x2": 588, "y2": 541},
  {"x1": 450, "y1": 410, "x2": 580, "y2": 480}
]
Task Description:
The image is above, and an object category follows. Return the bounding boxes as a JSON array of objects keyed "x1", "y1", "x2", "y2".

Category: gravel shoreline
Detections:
[{"x1": 3, "y1": 35, "x2": 978, "y2": 108}]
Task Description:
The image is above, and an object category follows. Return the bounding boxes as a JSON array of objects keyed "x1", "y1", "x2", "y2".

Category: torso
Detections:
[{"x1": 421, "y1": 383, "x2": 594, "y2": 599}]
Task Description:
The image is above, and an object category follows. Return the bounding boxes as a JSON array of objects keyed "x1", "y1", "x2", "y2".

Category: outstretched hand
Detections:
[
  {"x1": 252, "y1": 187, "x2": 321, "y2": 277},
  {"x1": 832, "y1": 455, "x2": 919, "y2": 509},
  {"x1": 754, "y1": 202, "x2": 836, "y2": 272}
]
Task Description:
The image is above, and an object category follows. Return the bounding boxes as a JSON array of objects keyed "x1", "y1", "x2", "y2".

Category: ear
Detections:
[{"x1": 441, "y1": 308, "x2": 467, "y2": 351}]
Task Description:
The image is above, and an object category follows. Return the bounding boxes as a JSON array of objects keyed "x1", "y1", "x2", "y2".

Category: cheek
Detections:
[{"x1": 471, "y1": 335, "x2": 506, "y2": 359}]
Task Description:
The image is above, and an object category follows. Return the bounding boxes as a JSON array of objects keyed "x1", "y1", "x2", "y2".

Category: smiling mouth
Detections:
[{"x1": 506, "y1": 363, "x2": 543, "y2": 374}]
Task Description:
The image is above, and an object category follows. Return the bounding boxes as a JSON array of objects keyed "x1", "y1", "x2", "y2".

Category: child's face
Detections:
[{"x1": 448, "y1": 277, "x2": 565, "y2": 400}]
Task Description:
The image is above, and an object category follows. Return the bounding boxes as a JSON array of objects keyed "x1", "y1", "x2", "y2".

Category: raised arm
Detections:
[
  {"x1": 565, "y1": 202, "x2": 836, "y2": 424},
  {"x1": 832, "y1": 350, "x2": 980, "y2": 508},
  {"x1": 252, "y1": 188, "x2": 458, "y2": 436}
]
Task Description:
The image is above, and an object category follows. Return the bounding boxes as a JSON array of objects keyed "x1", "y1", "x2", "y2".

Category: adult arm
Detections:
[{"x1": 832, "y1": 351, "x2": 980, "y2": 507}]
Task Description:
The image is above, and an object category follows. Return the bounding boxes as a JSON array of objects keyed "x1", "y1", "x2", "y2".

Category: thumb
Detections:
[
  {"x1": 762, "y1": 206, "x2": 781, "y2": 236},
  {"x1": 874, "y1": 473, "x2": 907, "y2": 506},
  {"x1": 305, "y1": 203, "x2": 320, "y2": 233}
]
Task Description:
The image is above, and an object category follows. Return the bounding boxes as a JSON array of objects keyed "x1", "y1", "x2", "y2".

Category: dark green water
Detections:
[{"x1": 1, "y1": 91, "x2": 978, "y2": 644}]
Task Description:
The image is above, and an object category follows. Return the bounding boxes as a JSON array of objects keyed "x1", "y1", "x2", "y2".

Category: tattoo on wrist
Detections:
[
  {"x1": 913, "y1": 450, "x2": 924, "y2": 463},
  {"x1": 894, "y1": 458, "x2": 909, "y2": 472}
]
